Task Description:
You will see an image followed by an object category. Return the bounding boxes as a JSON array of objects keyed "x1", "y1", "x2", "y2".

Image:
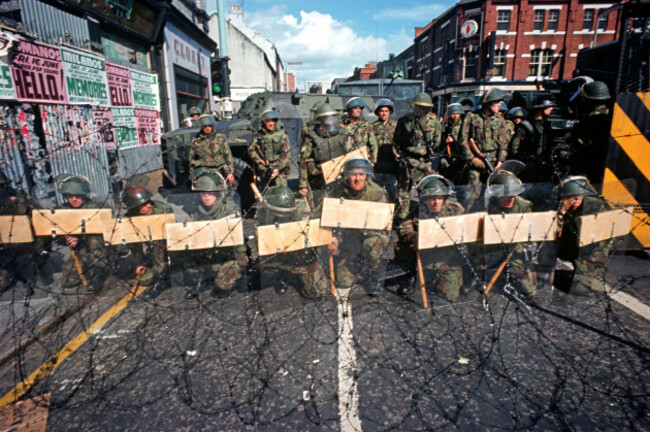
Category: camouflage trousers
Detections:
[
  {"x1": 397, "y1": 164, "x2": 431, "y2": 220},
  {"x1": 183, "y1": 246, "x2": 248, "y2": 292},
  {"x1": 265, "y1": 260, "x2": 329, "y2": 299},
  {"x1": 569, "y1": 250, "x2": 608, "y2": 296},
  {"x1": 465, "y1": 155, "x2": 497, "y2": 212},
  {"x1": 486, "y1": 248, "x2": 537, "y2": 296},
  {"x1": 335, "y1": 231, "x2": 390, "y2": 288}
]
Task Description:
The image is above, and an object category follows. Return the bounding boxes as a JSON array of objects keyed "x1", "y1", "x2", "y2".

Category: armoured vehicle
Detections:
[{"x1": 162, "y1": 91, "x2": 413, "y2": 208}]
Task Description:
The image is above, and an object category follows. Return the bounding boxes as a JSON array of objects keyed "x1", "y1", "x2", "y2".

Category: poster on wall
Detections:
[
  {"x1": 10, "y1": 40, "x2": 68, "y2": 104},
  {"x1": 130, "y1": 69, "x2": 159, "y2": 111},
  {"x1": 61, "y1": 47, "x2": 110, "y2": 106},
  {"x1": 111, "y1": 107, "x2": 138, "y2": 149},
  {"x1": 0, "y1": 59, "x2": 16, "y2": 100},
  {"x1": 134, "y1": 108, "x2": 160, "y2": 146},
  {"x1": 106, "y1": 63, "x2": 133, "y2": 107},
  {"x1": 91, "y1": 106, "x2": 115, "y2": 149}
]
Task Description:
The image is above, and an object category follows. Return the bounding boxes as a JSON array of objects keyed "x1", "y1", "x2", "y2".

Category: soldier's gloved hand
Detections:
[
  {"x1": 471, "y1": 157, "x2": 485, "y2": 169},
  {"x1": 327, "y1": 237, "x2": 339, "y2": 254},
  {"x1": 65, "y1": 235, "x2": 78, "y2": 248},
  {"x1": 298, "y1": 188, "x2": 309, "y2": 197},
  {"x1": 226, "y1": 173, "x2": 235, "y2": 184}
]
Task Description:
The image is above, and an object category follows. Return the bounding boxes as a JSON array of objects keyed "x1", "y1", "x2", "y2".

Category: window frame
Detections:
[
  {"x1": 583, "y1": 9, "x2": 595, "y2": 31},
  {"x1": 529, "y1": 49, "x2": 554, "y2": 78},
  {"x1": 493, "y1": 49, "x2": 507, "y2": 77},
  {"x1": 497, "y1": 10, "x2": 511, "y2": 31},
  {"x1": 547, "y1": 10, "x2": 559, "y2": 32},
  {"x1": 533, "y1": 10, "x2": 546, "y2": 31}
]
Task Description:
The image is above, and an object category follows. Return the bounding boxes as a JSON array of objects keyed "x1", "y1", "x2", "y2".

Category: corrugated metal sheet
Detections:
[
  {"x1": 117, "y1": 145, "x2": 163, "y2": 179},
  {"x1": 41, "y1": 105, "x2": 114, "y2": 207},
  {"x1": 19, "y1": 0, "x2": 91, "y2": 49},
  {"x1": 0, "y1": 105, "x2": 33, "y2": 195}
]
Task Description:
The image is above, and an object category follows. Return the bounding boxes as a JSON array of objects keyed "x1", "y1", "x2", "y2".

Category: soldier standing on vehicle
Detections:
[
  {"x1": 458, "y1": 88, "x2": 509, "y2": 208},
  {"x1": 485, "y1": 169, "x2": 537, "y2": 297},
  {"x1": 122, "y1": 186, "x2": 170, "y2": 299},
  {"x1": 298, "y1": 103, "x2": 353, "y2": 197},
  {"x1": 371, "y1": 99, "x2": 398, "y2": 176},
  {"x1": 393, "y1": 92, "x2": 443, "y2": 218},
  {"x1": 188, "y1": 106, "x2": 202, "y2": 121},
  {"x1": 566, "y1": 81, "x2": 613, "y2": 184},
  {"x1": 510, "y1": 98, "x2": 554, "y2": 182},
  {"x1": 248, "y1": 110, "x2": 290, "y2": 190},
  {"x1": 339, "y1": 97, "x2": 378, "y2": 164},
  {"x1": 395, "y1": 175, "x2": 464, "y2": 301},
  {"x1": 257, "y1": 186, "x2": 329, "y2": 299},
  {"x1": 440, "y1": 103, "x2": 465, "y2": 183},
  {"x1": 326, "y1": 158, "x2": 390, "y2": 296},
  {"x1": 556, "y1": 176, "x2": 612, "y2": 296},
  {"x1": 180, "y1": 169, "x2": 248, "y2": 299},
  {"x1": 189, "y1": 114, "x2": 235, "y2": 185}
]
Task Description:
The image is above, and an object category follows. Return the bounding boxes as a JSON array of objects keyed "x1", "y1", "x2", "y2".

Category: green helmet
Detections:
[
  {"x1": 507, "y1": 107, "x2": 526, "y2": 119},
  {"x1": 57, "y1": 174, "x2": 91, "y2": 196},
  {"x1": 581, "y1": 81, "x2": 611, "y2": 100},
  {"x1": 446, "y1": 103, "x2": 464, "y2": 116},
  {"x1": 411, "y1": 92, "x2": 433, "y2": 107},
  {"x1": 342, "y1": 157, "x2": 373, "y2": 179},
  {"x1": 197, "y1": 114, "x2": 216, "y2": 128},
  {"x1": 191, "y1": 168, "x2": 226, "y2": 192},
  {"x1": 558, "y1": 176, "x2": 597, "y2": 198},
  {"x1": 481, "y1": 88, "x2": 506, "y2": 104},
  {"x1": 259, "y1": 186, "x2": 296, "y2": 224},
  {"x1": 487, "y1": 170, "x2": 525, "y2": 197},
  {"x1": 499, "y1": 101, "x2": 509, "y2": 113},
  {"x1": 345, "y1": 97, "x2": 367, "y2": 111},
  {"x1": 530, "y1": 95, "x2": 555, "y2": 110},
  {"x1": 417, "y1": 174, "x2": 454, "y2": 198},
  {"x1": 260, "y1": 109, "x2": 280, "y2": 123},
  {"x1": 374, "y1": 99, "x2": 394, "y2": 115},
  {"x1": 264, "y1": 186, "x2": 296, "y2": 209},
  {"x1": 188, "y1": 106, "x2": 202, "y2": 116},
  {"x1": 314, "y1": 103, "x2": 338, "y2": 119},
  {"x1": 123, "y1": 186, "x2": 152, "y2": 209},
  {"x1": 315, "y1": 103, "x2": 339, "y2": 133}
]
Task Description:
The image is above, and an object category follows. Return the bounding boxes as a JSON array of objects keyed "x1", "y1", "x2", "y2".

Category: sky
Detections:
[{"x1": 208, "y1": 1, "x2": 456, "y2": 90}]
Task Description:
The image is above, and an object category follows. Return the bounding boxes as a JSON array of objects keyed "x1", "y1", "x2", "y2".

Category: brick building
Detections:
[{"x1": 414, "y1": 0, "x2": 622, "y2": 112}]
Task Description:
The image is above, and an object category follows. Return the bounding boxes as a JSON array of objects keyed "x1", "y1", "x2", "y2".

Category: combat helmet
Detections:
[
  {"x1": 446, "y1": 103, "x2": 464, "y2": 116},
  {"x1": 197, "y1": 114, "x2": 217, "y2": 128},
  {"x1": 314, "y1": 103, "x2": 339, "y2": 133},
  {"x1": 56, "y1": 174, "x2": 91, "y2": 196},
  {"x1": 374, "y1": 99, "x2": 394, "y2": 115},
  {"x1": 123, "y1": 186, "x2": 152, "y2": 210},
  {"x1": 410, "y1": 92, "x2": 433, "y2": 107},
  {"x1": 345, "y1": 97, "x2": 367, "y2": 111},
  {"x1": 499, "y1": 101, "x2": 509, "y2": 113},
  {"x1": 260, "y1": 109, "x2": 280, "y2": 123},
  {"x1": 188, "y1": 106, "x2": 202, "y2": 116},
  {"x1": 341, "y1": 157, "x2": 373, "y2": 179},
  {"x1": 530, "y1": 95, "x2": 555, "y2": 110},
  {"x1": 481, "y1": 88, "x2": 506, "y2": 104},
  {"x1": 487, "y1": 170, "x2": 525, "y2": 197},
  {"x1": 581, "y1": 81, "x2": 611, "y2": 100},
  {"x1": 260, "y1": 186, "x2": 297, "y2": 224},
  {"x1": 507, "y1": 107, "x2": 526, "y2": 120},
  {"x1": 557, "y1": 176, "x2": 597, "y2": 198},
  {"x1": 417, "y1": 174, "x2": 455, "y2": 199},
  {"x1": 191, "y1": 167, "x2": 226, "y2": 192}
]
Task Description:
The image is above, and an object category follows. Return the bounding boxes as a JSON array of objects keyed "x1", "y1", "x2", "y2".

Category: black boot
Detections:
[{"x1": 397, "y1": 276, "x2": 415, "y2": 296}]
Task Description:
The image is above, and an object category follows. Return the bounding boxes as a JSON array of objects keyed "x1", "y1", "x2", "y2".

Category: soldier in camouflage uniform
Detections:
[
  {"x1": 339, "y1": 97, "x2": 379, "y2": 164},
  {"x1": 189, "y1": 114, "x2": 235, "y2": 185},
  {"x1": 566, "y1": 81, "x2": 613, "y2": 184},
  {"x1": 499, "y1": 102, "x2": 514, "y2": 141},
  {"x1": 188, "y1": 106, "x2": 202, "y2": 122},
  {"x1": 393, "y1": 92, "x2": 443, "y2": 218},
  {"x1": 510, "y1": 98, "x2": 554, "y2": 182},
  {"x1": 371, "y1": 99, "x2": 398, "y2": 176},
  {"x1": 0, "y1": 171, "x2": 31, "y2": 291},
  {"x1": 459, "y1": 88, "x2": 509, "y2": 203},
  {"x1": 122, "y1": 186, "x2": 170, "y2": 298},
  {"x1": 556, "y1": 176, "x2": 612, "y2": 296},
  {"x1": 39, "y1": 175, "x2": 109, "y2": 291},
  {"x1": 179, "y1": 168, "x2": 248, "y2": 299},
  {"x1": 257, "y1": 186, "x2": 328, "y2": 299},
  {"x1": 440, "y1": 103, "x2": 466, "y2": 184},
  {"x1": 395, "y1": 175, "x2": 464, "y2": 301},
  {"x1": 326, "y1": 158, "x2": 390, "y2": 296},
  {"x1": 298, "y1": 103, "x2": 353, "y2": 197},
  {"x1": 248, "y1": 110, "x2": 290, "y2": 189},
  {"x1": 484, "y1": 169, "x2": 537, "y2": 296}
]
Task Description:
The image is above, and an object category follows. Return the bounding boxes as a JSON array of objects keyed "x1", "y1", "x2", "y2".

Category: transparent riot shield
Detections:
[
  {"x1": 319, "y1": 175, "x2": 396, "y2": 298},
  {"x1": 256, "y1": 189, "x2": 332, "y2": 306},
  {"x1": 481, "y1": 182, "x2": 560, "y2": 301},
  {"x1": 160, "y1": 190, "x2": 247, "y2": 302}
]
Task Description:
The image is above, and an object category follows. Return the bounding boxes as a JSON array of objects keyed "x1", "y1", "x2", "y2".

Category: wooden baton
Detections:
[{"x1": 416, "y1": 250, "x2": 428, "y2": 308}]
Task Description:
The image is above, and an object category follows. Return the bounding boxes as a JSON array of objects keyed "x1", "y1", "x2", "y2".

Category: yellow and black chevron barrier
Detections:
[{"x1": 602, "y1": 91, "x2": 650, "y2": 248}]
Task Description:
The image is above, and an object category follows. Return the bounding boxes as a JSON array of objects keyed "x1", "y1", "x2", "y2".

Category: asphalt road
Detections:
[{"x1": 0, "y1": 251, "x2": 648, "y2": 431}]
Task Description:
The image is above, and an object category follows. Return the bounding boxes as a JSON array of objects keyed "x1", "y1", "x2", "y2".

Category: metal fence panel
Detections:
[{"x1": 19, "y1": 0, "x2": 91, "y2": 49}]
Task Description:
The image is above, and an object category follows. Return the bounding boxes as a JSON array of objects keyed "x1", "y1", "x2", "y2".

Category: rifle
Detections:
[{"x1": 468, "y1": 138, "x2": 494, "y2": 174}]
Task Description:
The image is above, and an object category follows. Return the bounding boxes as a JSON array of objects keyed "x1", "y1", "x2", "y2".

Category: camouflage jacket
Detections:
[
  {"x1": 339, "y1": 117, "x2": 379, "y2": 163},
  {"x1": 299, "y1": 128, "x2": 353, "y2": 189},
  {"x1": 189, "y1": 130, "x2": 234, "y2": 179},
  {"x1": 371, "y1": 119, "x2": 397, "y2": 149},
  {"x1": 442, "y1": 119, "x2": 463, "y2": 158},
  {"x1": 459, "y1": 111, "x2": 509, "y2": 162},
  {"x1": 505, "y1": 119, "x2": 515, "y2": 142},
  {"x1": 558, "y1": 196, "x2": 612, "y2": 262},
  {"x1": 510, "y1": 118, "x2": 552, "y2": 163},
  {"x1": 247, "y1": 128, "x2": 290, "y2": 175},
  {"x1": 394, "y1": 112, "x2": 442, "y2": 159}
]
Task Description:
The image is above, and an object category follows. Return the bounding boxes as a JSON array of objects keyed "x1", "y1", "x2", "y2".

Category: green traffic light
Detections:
[{"x1": 213, "y1": 84, "x2": 222, "y2": 94}]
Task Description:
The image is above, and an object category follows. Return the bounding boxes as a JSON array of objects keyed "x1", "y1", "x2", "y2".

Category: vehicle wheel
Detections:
[{"x1": 233, "y1": 158, "x2": 255, "y2": 213}]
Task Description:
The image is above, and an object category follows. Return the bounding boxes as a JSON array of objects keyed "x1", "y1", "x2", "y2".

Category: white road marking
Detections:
[
  {"x1": 337, "y1": 287, "x2": 362, "y2": 432},
  {"x1": 608, "y1": 289, "x2": 650, "y2": 321}
]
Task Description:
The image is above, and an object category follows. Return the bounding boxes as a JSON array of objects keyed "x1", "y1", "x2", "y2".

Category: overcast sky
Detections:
[{"x1": 209, "y1": 1, "x2": 455, "y2": 90}]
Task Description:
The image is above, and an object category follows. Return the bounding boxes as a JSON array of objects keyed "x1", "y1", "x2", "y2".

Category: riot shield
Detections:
[
  {"x1": 162, "y1": 190, "x2": 248, "y2": 301},
  {"x1": 481, "y1": 182, "x2": 560, "y2": 300},
  {"x1": 256, "y1": 189, "x2": 332, "y2": 302}
]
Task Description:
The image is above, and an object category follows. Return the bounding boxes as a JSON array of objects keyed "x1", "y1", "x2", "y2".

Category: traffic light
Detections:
[{"x1": 211, "y1": 57, "x2": 231, "y2": 98}]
